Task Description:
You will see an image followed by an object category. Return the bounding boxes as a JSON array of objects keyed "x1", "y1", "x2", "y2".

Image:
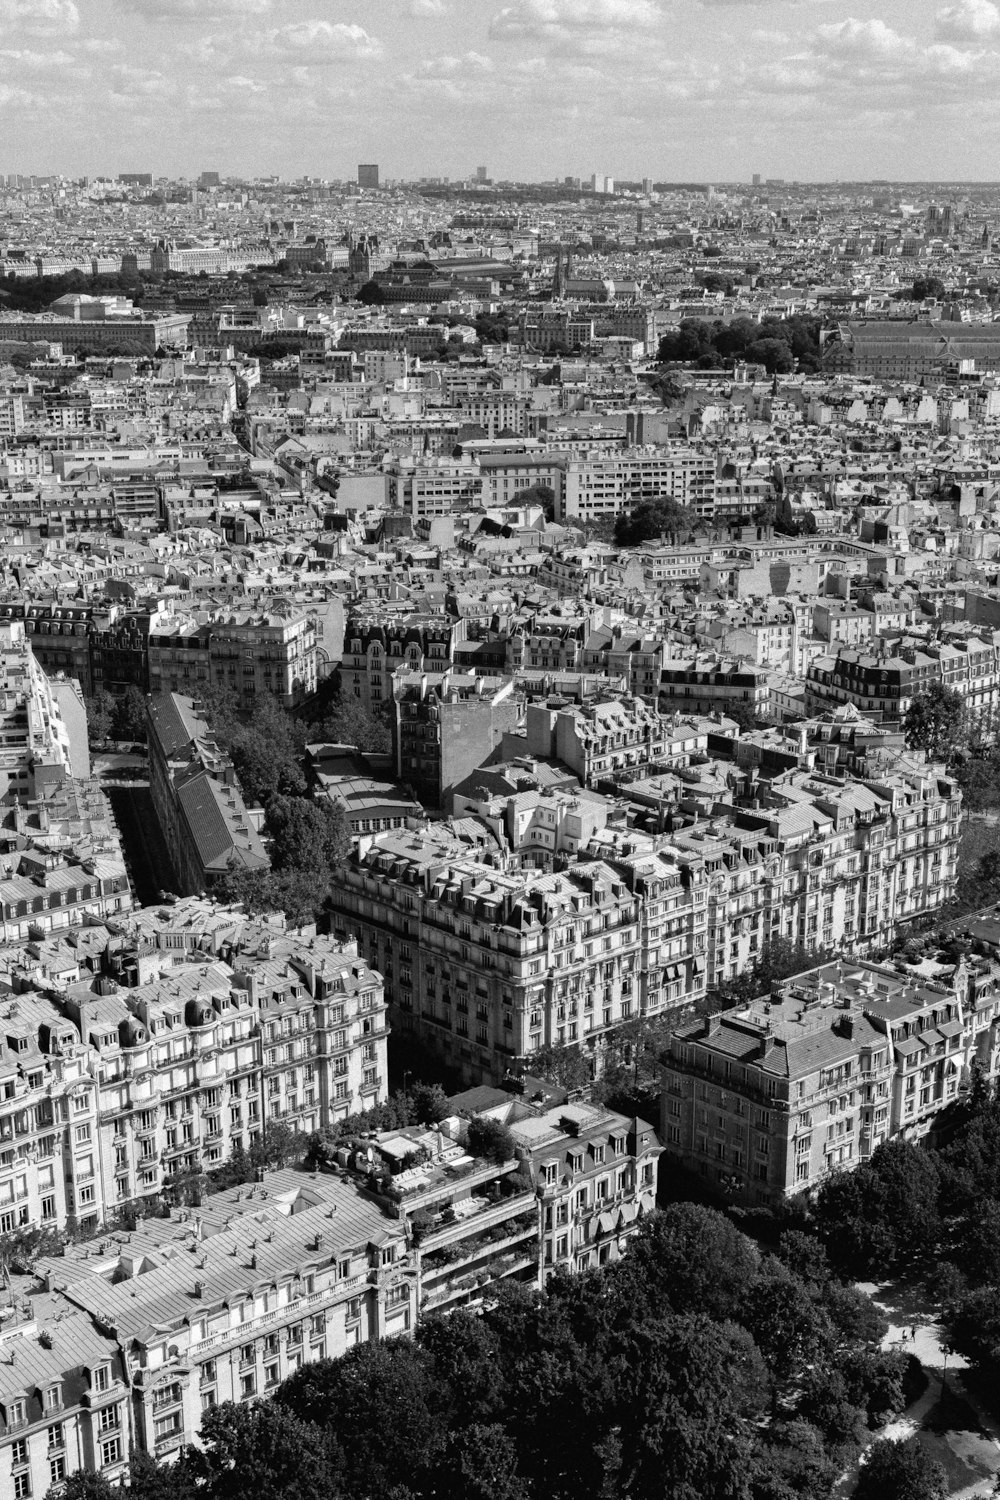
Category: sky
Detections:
[{"x1": 2, "y1": 0, "x2": 1000, "y2": 182}]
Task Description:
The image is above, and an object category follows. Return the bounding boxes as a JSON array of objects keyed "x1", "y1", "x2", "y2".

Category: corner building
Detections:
[{"x1": 661, "y1": 959, "x2": 970, "y2": 1209}]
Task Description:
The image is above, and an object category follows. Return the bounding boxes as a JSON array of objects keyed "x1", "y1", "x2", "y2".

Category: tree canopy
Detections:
[
  {"x1": 657, "y1": 314, "x2": 823, "y2": 374},
  {"x1": 614, "y1": 496, "x2": 699, "y2": 547},
  {"x1": 43, "y1": 1201, "x2": 908, "y2": 1500},
  {"x1": 903, "y1": 681, "x2": 968, "y2": 764}
]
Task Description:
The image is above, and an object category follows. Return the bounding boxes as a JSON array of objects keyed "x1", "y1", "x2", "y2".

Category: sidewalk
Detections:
[{"x1": 852, "y1": 1282, "x2": 1000, "y2": 1499}]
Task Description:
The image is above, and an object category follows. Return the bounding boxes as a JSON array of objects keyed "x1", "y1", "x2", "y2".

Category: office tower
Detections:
[
  {"x1": 198, "y1": 170, "x2": 221, "y2": 188},
  {"x1": 603, "y1": 176, "x2": 615, "y2": 195},
  {"x1": 642, "y1": 177, "x2": 653, "y2": 195},
  {"x1": 476, "y1": 165, "x2": 487, "y2": 182},
  {"x1": 752, "y1": 173, "x2": 761, "y2": 186},
  {"x1": 358, "y1": 163, "x2": 379, "y2": 189}
]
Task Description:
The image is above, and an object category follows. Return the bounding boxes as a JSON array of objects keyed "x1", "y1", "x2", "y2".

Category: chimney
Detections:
[{"x1": 194, "y1": 1280, "x2": 204, "y2": 1299}]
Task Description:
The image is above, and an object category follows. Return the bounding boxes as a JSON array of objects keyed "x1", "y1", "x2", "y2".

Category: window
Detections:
[
  {"x1": 44, "y1": 1385, "x2": 60, "y2": 1413},
  {"x1": 14, "y1": 1473, "x2": 30, "y2": 1500},
  {"x1": 93, "y1": 1365, "x2": 110, "y2": 1393},
  {"x1": 8, "y1": 1398, "x2": 26, "y2": 1427},
  {"x1": 240, "y1": 1373, "x2": 256, "y2": 1399},
  {"x1": 49, "y1": 1457, "x2": 65, "y2": 1487},
  {"x1": 98, "y1": 1405, "x2": 119, "y2": 1433},
  {"x1": 11, "y1": 1436, "x2": 27, "y2": 1465},
  {"x1": 100, "y1": 1437, "x2": 122, "y2": 1467},
  {"x1": 47, "y1": 1422, "x2": 64, "y2": 1451}
]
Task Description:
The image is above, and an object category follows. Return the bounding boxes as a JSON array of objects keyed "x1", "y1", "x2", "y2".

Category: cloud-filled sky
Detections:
[{"x1": 2, "y1": 0, "x2": 999, "y2": 180}]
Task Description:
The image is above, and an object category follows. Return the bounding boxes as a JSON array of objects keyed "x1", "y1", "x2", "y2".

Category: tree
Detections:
[
  {"x1": 251, "y1": 1119, "x2": 304, "y2": 1172},
  {"x1": 436, "y1": 1424, "x2": 528, "y2": 1500},
  {"x1": 466, "y1": 1117, "x2": 516, "y2": 1164},
  {"x1": 614, "y1": 496, "x2": 697, "y2": 547},
  {"x1": 725, "y1": 699, "x2": 759, "y2": 734},
  {"x1": 357, "y1": 280, "x2": 385, "y2": 305},
  {"x1": 903, "y1": 681, "x2": 967, "y2": 764},
  {"x1": 410, "y1": 1081, "x2": 449, "y2": 1125},
  {"x1": 911, "y1": 276, "x2": 947, "y2": 302},
  {"x1": 854, "y1": 1437, "x2": 946, "y2": 1500},
  {"x1": 311, "y1": 692, "x2": 391, "y2": 754},
  {"x1": 275, "y1": 1339, "x2": 446, "y2": 1497},
  {"x1": 85, "y1": 688, "x2": 116, "y2": 744},
  {"x1": 956, "y1": 752, "x2": 1000, "y2": 815},
  {"x1": 189, "y1": 1400, "x2": 339, "y2": 1500},
  {"x1": 266, "y1": 794, "x2": 350, "y2": 877},
  {"x1": 114, "y1": 684, "x2": 148, "y2": 743},
  {"x1": 615, "y1": 1316, "x2": 768, "y2": 1500},
  {"x1": 611, "y1": 1203, "x2": 760, "y2": 1325},
  {"x1": 47, "y1": 1477, "x2": 118, "y2": 1500}
]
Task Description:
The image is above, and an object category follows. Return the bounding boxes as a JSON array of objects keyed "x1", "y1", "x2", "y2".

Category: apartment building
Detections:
[
  {"x1": 478, "y1": 451, "x2": 567, "y2": 509},
  {"x1": 146, "y1": 692, "x2": 268, "y2": 896},
  {"x1": 23, "y1": 1164, "x2": 413, "y2": 1470},
  {"x1": 525, "y1": 696, "x2": 711, "y2": 788},
  {"x1": 661, "y1": 959, "x2": 969, "y2": 1209},
  {"x1": 327, "y1": 822, "x2": 705, "y2": 1085},
  {"x1": 0, "y1": 903, "x2": 387, "y2": 1236},
  {"x1": 670, "y1": 762, "x2": 960, "y2": 977},
  {"x1": 0, "y1": 1311, "x2": 130, "y2": 1496},
  {"x1": 659, "y1": 655, "x2": 772, "y2": 720},
  {"x1": 386, "y1": 456, "x2": 482, "y2": 520},
  {"x1": 328, "y1": 828, "x2": 640, "y2": 1083},
  {"x1": 391, "y1": 669, "x2": 520, "y2": 810},
  {"x1": 206, "y1": 611, "x2": 317, "y2": 709},
  {"x1": 557, "y1": 447, "x2": 716, "y2": 524},
  {"x1": 342, "y1": 611, "x2": 464, "y2": 715},
  {"x1": 805, "y1": 632, "x2": 1000, "y2": 731}
]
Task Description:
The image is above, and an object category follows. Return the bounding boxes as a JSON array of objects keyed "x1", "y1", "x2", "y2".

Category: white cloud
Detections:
[
  {"x1": 814, "y1": 18, "x2": 914, "y2": 61},
  {"x1": 263, "y1": 20, "x2": 382, "y2": 60},
  {"x1": 107, "y1": 63, "x2": 177, "y2": 98},
  {"x1": 0, "y1": 44, "x2": 74, "y2": 64},
  {"x1": 0, "y1": 0, "x2": 78, "y2": 33},
  {"x1": 0, "y1": 81, "x2": 45, "y2": 105},
  {"x1": 490, "y1": 0, "x2": 662, "y2": 42},
  {"x1": 115, "y1": 0, "x2": 270, "y2": 19},
  {"x1": 415, "y1": 50, "x2": 493, "y2": 75},
  {"x1": 408, "y1": 0, "x2": 447, "y2": 14},
  {"x1": 935, "y1": 0, "x2": 1000, "y2": 39}
]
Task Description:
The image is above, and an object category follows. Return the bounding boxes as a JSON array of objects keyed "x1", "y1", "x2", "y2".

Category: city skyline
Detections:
[{"x1": 2, "y1": 0, "x2": 1000, "y2": 182}]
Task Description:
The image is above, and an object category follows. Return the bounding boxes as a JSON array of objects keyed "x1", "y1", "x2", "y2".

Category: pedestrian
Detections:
[{"x1": 911, "y1": 1325, "x2": 917, "y2": 1342}]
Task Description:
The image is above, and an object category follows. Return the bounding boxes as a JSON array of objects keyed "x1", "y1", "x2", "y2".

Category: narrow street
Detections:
[{"x1": 106, "y1": 784, "x2": 179, "y2": 907}]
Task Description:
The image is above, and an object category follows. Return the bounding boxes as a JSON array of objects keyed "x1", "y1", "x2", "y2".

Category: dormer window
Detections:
[
  {"x1": 93, "y1": 1364, "x2": 110, "y2": 1394},
  {"x1": 7, "y1": 1396, "x2": 26, "y2": 1426},
  {"x1": 44, "y1": 1384, "x2": 61, "y2": 1413}
]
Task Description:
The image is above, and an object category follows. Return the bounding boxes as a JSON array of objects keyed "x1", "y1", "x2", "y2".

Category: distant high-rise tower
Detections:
[
  {"x1": 636, "y1": 209, "x2": 645, "y2": 235},
  {"x1": 642, "y1": 177, "x2": 652, "y2": 195},
  {"x1": 752, "y1": 173, "x2": 761, "y2": 187},
  {"x1": 199, "y1": 171, "x2": 221, "y2": 188},
  {"x1": 476, "y1": 165, "x2": 487, "y2": 182},
  {"x1": 358, "y1": 163, "x2": 379, "y2": 189},
  {"x1": 603, "y1": 177, "x2": 615, "y2": 196}
]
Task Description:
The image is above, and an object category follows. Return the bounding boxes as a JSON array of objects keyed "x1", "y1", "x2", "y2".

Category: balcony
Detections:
[{"x1": 419, "y1": 1191, "x2": 538, "y2": 1254}]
